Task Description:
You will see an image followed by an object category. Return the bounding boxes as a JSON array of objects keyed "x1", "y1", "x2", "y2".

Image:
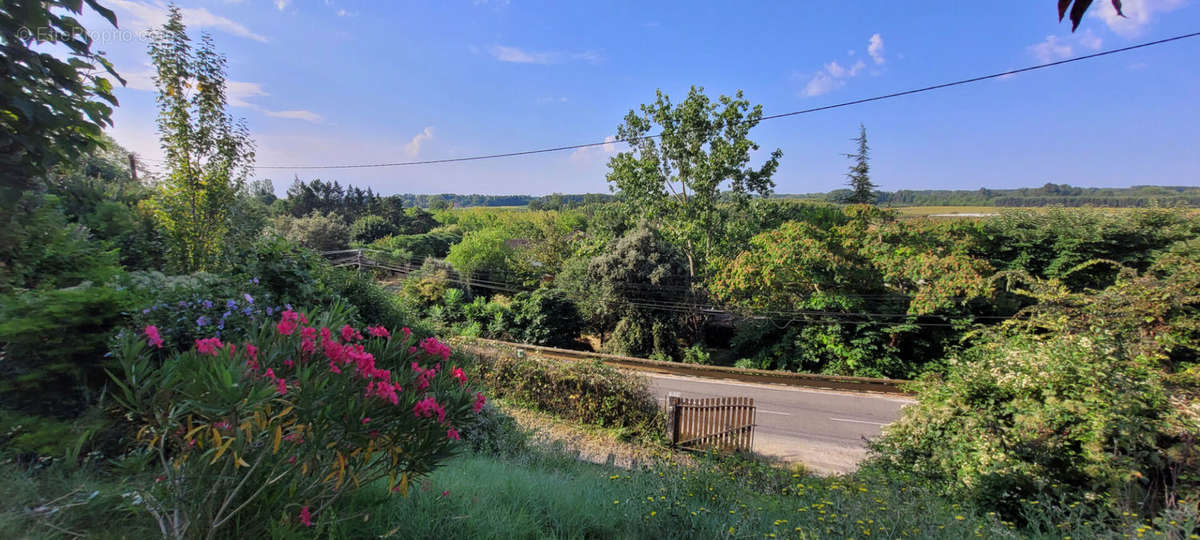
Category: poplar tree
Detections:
[{"x1": 149, "y1": 5, "x2": 254, "y2": 271}]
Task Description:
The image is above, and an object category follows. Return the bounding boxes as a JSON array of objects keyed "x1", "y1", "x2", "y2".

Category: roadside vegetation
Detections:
[{"x1": 1, "y1": 2, "x2": 1198, "y2": 538}]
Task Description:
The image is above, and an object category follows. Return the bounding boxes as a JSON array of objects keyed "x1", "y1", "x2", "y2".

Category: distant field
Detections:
[{"x1": 893, "y1": 206, "x2": 999, "y2": 217}]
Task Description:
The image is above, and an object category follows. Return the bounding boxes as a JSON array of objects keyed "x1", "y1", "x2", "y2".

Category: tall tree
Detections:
[
  {"x1": 843, "y1": 124, "x2": 876, "y2": 205},
  {"x1": 149, "y1": 5, "x2": 254, "y2": 271},
  {"x1": 1, "y1": 0, "x2": 123, "y2": 259},
  {"x1": 606, "y1": 86, "x2": 782, "y2": 279}
]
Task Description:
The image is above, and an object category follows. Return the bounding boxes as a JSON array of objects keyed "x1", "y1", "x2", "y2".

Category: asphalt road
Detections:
[{"x1": 643, "y1": 372, "x2": 914, "y2": 475}]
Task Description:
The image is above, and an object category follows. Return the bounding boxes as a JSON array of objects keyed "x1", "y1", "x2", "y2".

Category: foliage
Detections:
[
  {"x1": 559, "y1": 225, "x2": 690, "y2": 359},
  {"x1": 445, "y1": 227, "x2": 518, "y2": 288},
  {"x1": 1059, "y1": 0, "x2": 1124, "y2": 32},
  {"x1": 508, "y1": 289, "x2": 586, "y2": 349},
  {"x1": 369, "y1": 227, "x2": 463, "y2": 261},
  {"x1": 271, "y1": 212, "x2": 350, "y2": 252},
  {"x1": 456, "y1": 402, "x2": 528, "y2": 457},
  {"x1": 465, "y1": 345, "x2": 662, "y2": 440},
  {"x1": 0, "y1": 0, "x2": 121, "y2": 196},
  {"x1": 44, "y1": 135, "x2": 166, "y2": 270},
  {"x1": 148, "y1": 7, "x2": 255, "y2": 272},
  {"x1": 108, "y1": 307, "x2": 485, "y2": 538},
  {"x1": 607, "y1": 86, "x2": 782, "y2": 278},
  {"x1": 842, "y1": 124, "x2": 876, "y2": 205},
  {"x1": 349, "y1": 215, "x2": 396, "y2": 244},
  {"x1": 870, "y1": 257, "x2": 1200, "y2": 519},
  {"x1": 977, "y1": 207, "x2": 1196, "y2": 291},
  {"x1": 0, "y1": 193, "x2": 123, "y2": 292},
  {"x1": 121, "y1": 273, "x2": 275, "y2": 352},
  {"x1": 711, "y1": 208, "x2": 992, "y2": 377},
  {"x1": 0, "y1": 283, "x2": 130, "y2": 417}
]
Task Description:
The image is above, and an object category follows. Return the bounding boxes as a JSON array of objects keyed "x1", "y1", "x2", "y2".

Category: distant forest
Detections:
[
  {"x1": 778, "y1": 183, "x2": 1200, "y2": 207},
  {"x1": 282, "y1": 180, "x2": 1199, "y2": 209}
]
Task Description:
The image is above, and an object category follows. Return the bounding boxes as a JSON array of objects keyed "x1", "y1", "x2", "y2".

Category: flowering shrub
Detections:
[{"x1": 108, "y1": 306, "x2": 485, "y2": 538}]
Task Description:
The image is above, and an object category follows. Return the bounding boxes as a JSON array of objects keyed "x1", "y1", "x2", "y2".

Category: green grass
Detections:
[
  {"x1": 325, "y1": 449, "x2": 1171, "y2": 540},
  {"x1": 5, "y1": 446, "x2": 1197, "y2": 539}
]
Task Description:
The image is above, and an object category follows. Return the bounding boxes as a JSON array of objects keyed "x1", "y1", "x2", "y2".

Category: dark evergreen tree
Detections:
[{"x1": 844, "y1": 124, "x2": 876, "y2": 205}]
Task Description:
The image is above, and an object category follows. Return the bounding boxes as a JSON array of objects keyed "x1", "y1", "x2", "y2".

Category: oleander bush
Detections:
[{"x1": 107, "y1": 306, "x2": 487, "y2": 538}]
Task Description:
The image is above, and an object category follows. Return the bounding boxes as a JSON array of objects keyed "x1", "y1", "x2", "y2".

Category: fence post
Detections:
[{"x1": 667, "y1": 395, "x2": 680, "y2": 447}]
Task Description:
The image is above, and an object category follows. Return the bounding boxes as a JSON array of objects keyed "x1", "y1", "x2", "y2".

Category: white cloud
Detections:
[
  {"x1": 800, "y1": 34, "x2": 885, "y2": 97},
  {"x1": 867, "y1": 33, "x2": 885, "y2": 65},
  {"x1": 226, "y1": 81, "x2": 269, "y2": 108},
  {"x1": 404, "y1": 127, "x2": 435, "y2": 157},
  {"x1": 265, "y1": 110, "x2": 323, "y2": 122},
  {"x1": 1089, "y1": 0, "x2": 1186, "y2": 36},
  {"x1": 117, "y1": 69, "x2": 320, "y2": 122},
  {"x1": 488, "y1": 45, "x2": 602, "y2": 65},
  {"x1": 802, "y1": 71, "x2": 842, "y2": 97},
  {"x1": 1027, "y1": 30, "x2": 1102, "y2": 63},
  {"x1": 802, "y1": 60, "x2": 866, "y2": 97},
  {"x1": 108, "y1": 0, "x2": 268, "y2": 42},
  {"x1": 275, "y1": 0, "x2": 290, "y2": 11},
  {"x1": 569, "y1": 136, "x2": 617, "y2": 163}
]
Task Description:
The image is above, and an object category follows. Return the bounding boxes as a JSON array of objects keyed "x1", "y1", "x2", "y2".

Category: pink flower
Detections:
[
  {"x1": 144, "y1": 325, "x2": 163, "y2": 348},
  {"x1": 276, "y1": 310, "x2": 300, "y2": 336},
  {"x1": 450, "y1": 366, "x2": 467, "y2": 386},
  {"x1": 300, "y1": 327, "x2": 317, "y2": 354},
  {"x1": 328, "y1": 360, "x2": 341, "y2": 374},
  {"x1": 441, "y1": 490, "x2": 450, "y2": 497},
  {"x1": 367, "y1": 325, "x2": 390, "y2": 339},
  {"x1": 275, "y1": 377, "x2": 288, "y2": 395},
  {"x1": 195, "y1": 337, "x2": 223, "y2": 356},
  {"x1": 361, "y1": 417, "x2": 371, "y2": 424},
  {"x1": 370, "y1": 380, "x2": 401, "y2": 405},
  {"x1": 340, "y1": 324, "x2": 363, "y2": 342},
  {"x1": 402, "y1": 327, "x2": 412, "y2": 339},
  {"x1": 299, "y1": 506, "x2": 313, "y2": 527},
  {"x1": 288, "y1": 455, "x2": 297, "y2": 464},
  {"x1": 473, "y1": 392, "x2": 486, "y2": 414},
  {"x1": 244, "y1": 343, "x2": 258, "y2": 361},
  {"x1": 283, "y1": 359, "x2": 294, "y2": 368},
  {"x1": 419, "y1": 337, "x2": 451, "y2": 362},
  {"x1": 446, "y1": 427, "x2": 460, "y2": 440},
  {"x1": 413, "y1": 396, "x2": 446, "y2": 423},
  {"x1": 264, "y1": 368, "x2": 277, "y2": 379}
]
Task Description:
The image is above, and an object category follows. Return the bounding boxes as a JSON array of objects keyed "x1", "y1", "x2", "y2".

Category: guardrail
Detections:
[{"x1": 460, "y1": 337, "x2": 913, "y2": 395}]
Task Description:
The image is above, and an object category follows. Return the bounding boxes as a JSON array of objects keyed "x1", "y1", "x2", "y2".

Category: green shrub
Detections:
[
  {"x1": 0, "y1": 283, "x2": 131, "y2": 417},
  {"x1": 271, "y1": 211, "x2": 349, "y2": 252},
  {"x1": 465, "y1": 345, "x2": 662, "y2": 440},
  {"x1": 870, "y1": 258, "x2": 1200, "y2": 520},
  {"x1": 120, "y1": 271, "x2": 276, "y2": 351},
  {"x1": 349, "y1": 215, "x2": 397, "y2": 244},
  {"x1": 682, "y1": 343, "x2": 711, "y2": 365},
  {"x1": 108, "y1": 306, "x2": 486, "y2": 538},
  {"x1": 458, "y1": 402, "x2": 528, "y2": 457},
  {"x1": 510, "y1": 288, "x2": 586, "y2": 349}
]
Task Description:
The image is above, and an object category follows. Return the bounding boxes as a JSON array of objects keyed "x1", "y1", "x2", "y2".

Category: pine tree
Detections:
[{"x1": 844, "y1": 124, "x2": 876, "y2": 205}]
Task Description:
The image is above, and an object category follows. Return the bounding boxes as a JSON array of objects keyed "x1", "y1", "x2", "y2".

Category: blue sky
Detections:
[{"x1": 85, "y1": 0, "x2": 1199, "y2": 196}]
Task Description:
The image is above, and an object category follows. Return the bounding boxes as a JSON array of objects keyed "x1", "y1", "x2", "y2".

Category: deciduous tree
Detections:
[
  {"x1": 149, "y1": 6, "x2": 254, "y2": 271},
  {"x1": 606, "y1": 86, "x2": 782, "y2": 279}
]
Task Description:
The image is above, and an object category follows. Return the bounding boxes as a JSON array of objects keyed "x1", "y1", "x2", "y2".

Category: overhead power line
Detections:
[{"x1": 246, "y1": 31, "x2": 1200, "y2": 171}]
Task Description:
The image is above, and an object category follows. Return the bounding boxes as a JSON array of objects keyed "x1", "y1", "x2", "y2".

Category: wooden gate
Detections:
[{"x1": 667, "y1": 396, "x2": 755, "y2": 452}]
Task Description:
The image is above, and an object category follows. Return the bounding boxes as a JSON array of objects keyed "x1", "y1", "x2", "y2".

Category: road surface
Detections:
[{"x1": 643, "y1": 372, "x2": 913, "y2": 475}]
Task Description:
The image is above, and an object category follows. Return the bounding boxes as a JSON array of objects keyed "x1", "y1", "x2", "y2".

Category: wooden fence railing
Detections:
[{"x1": 667, "y1": 396, "x2": 755, "y2": 452}]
